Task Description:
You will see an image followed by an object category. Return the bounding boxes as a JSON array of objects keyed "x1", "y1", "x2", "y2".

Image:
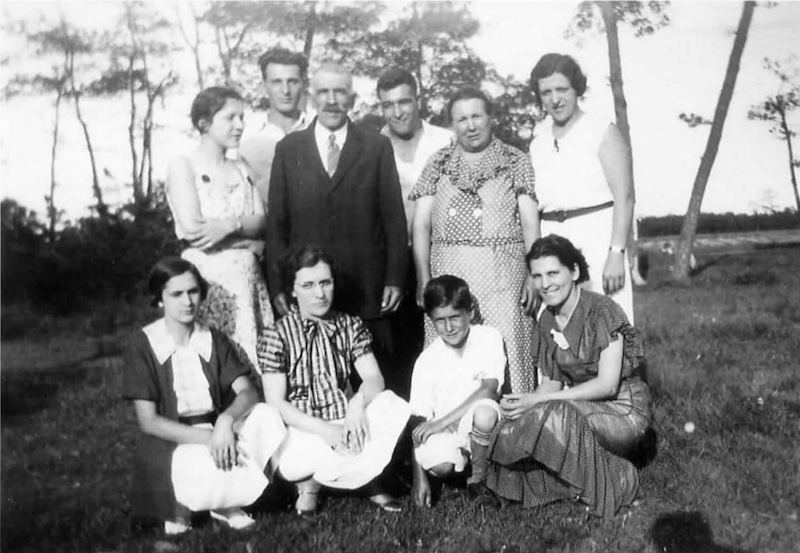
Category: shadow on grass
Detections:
[{"x1": 651, "y1": 511, "x2": 751, "y2": 553}]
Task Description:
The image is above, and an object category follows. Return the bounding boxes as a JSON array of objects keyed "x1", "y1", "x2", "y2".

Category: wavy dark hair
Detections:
[
  {"x1": 423, "y1": 274, "x2": 473, "y2": 315},
  {"x1": 525, "y1": 234, "x2": 590, "y2": 284},
  {"x1": 148, "y1": 256, "x2": 208, "y2": 307},
  {"x1": 529, "y1": 53, "x2": 588, "y2": 108},
  {"x1": 377, "y1": 67, "x2": 418, "y2": 97},
  {"x1": 280, "y1": 243, "x2": 337, "y2": 299},
  {"x1": 190, "y1": 86, "x2": 243, "y2": 133},
  {"x1": 257, "y1": 47, "x2": 308, "y2": 81}
]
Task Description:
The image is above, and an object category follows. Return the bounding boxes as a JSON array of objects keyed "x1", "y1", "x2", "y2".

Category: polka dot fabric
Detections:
[{"x1": 412, "y1": 138, "x2": 538, "y2": 393}]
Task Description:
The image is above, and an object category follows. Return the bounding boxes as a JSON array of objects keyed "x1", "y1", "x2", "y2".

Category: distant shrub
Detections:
[
  {"x1": 639, "y1": 209, "x2": 799, "y2": 238},
  {"x1": 1, "y1": 198, "x2": 179, "y2": 317}
]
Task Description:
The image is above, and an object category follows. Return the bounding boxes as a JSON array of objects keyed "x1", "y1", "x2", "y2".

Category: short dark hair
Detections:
[
  {"x1": 190, "y1": 87, "x2": 243, "y2": 133},
  {"x1": 280, "y1": 243, "x2": 337, "y2": 298},
  {"x1": 148, "y1": 256, "x2": 208, "y2": 307},
  {"x1": 525, "y1": 234, "x2": 590, "y2": 284},
  {"x1": 258, "y1": 48, "x2": 308, "y2": 81},
  {"x1": 529, "y1": 53, "x2": 588, "y2": 108},
  {"x1": 376, "y1": 67, "x2": 418, "y2": 97},
  {"x1": 445, "y1": 87, "x2": 493, "y2": 123},
  {"x1": 423, "y1": 275, "x2": 473, "y2": 315}
]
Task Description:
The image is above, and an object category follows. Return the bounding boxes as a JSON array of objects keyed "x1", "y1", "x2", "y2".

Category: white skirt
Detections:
[
  {"x1": 541, "y1": 208, "x2": 634, "y2": 323},
  {"x1": 274, "y1": 391, "x2": 410, "y2": 489},
  {"x1": 171, "y1": 403, "x2": 286, "y2": 512}
]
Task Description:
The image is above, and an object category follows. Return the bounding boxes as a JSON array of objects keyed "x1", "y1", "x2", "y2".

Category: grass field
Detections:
[{"x1": 2, "y1": 243, "x2": 799, "y2": 553}]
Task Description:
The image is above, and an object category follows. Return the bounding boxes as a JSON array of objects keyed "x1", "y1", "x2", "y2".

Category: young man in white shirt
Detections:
[
  {"x1": 239, "y1": 48, "x2": 309, "y2": 209},
  {"x1": 377, "y1": 67, "x2": 453, "y2": 398}
]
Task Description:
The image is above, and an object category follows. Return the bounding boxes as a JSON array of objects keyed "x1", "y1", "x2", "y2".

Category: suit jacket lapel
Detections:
[
  {"x1": 299, "y1": 121, "x2": 328, "y2": 181},
  {"x1": 330, "y1": 121, "x2": 363, "y2": 189}
]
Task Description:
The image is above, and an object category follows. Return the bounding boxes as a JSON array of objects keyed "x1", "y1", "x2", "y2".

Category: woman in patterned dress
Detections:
[
  {"x1": 411, "y1": 88, "x2": 540, "y2": 393},
  {"x1": 486, "y1": 235, "x2": 651, "y2": 518},
  {"x1": 167, "y1": 87, "x2": 273, "y2": 371}
]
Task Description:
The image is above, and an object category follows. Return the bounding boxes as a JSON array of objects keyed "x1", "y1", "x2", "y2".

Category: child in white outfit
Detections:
[{"x1": 409, "y1": 275, "x2": 506, "y2": 508}]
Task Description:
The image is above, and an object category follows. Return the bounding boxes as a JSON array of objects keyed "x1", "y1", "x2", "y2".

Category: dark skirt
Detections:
[{"x1": 485, "y1": 378, "x2": 650, "y2": 518}]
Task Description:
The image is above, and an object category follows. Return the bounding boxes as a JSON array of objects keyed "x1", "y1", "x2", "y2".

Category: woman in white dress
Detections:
[
  {"x1": 167, "y1": 87, "x2": 273, "y2": 370},
  {"x1": 529, "y1": 54, "x2": 635, "y2": 322}
]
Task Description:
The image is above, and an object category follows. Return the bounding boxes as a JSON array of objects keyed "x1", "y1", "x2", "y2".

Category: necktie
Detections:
[{"x1": 327, "y1": 133, "x2": 340, "y2": 177}]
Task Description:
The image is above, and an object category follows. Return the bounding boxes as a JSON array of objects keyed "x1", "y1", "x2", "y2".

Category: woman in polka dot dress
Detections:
[{"x1": 411, "y1": 88, "x2": 540, "y2": 393}]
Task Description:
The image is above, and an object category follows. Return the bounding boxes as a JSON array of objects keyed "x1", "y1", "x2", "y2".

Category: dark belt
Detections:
[
  {"x1": 179, "y1": 412, "x2": 217, "y2": 426},
  {"x1": 540, "y1": 201, "x2": 614, "y2": 223}
]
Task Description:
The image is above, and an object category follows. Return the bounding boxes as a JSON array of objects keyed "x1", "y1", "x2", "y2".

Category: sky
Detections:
[{"x1": 1, "y1": 0, "x2": 800, "y2": 221}]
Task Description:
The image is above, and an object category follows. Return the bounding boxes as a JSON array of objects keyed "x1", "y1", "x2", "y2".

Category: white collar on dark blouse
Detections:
[{"x1": 142, "y1": 318, "x2": 213, "y2": 365}]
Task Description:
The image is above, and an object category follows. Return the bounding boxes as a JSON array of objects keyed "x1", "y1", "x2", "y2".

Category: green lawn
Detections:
[{"x1": 2, "y1": 244, "x2": 799, "y2": 553}]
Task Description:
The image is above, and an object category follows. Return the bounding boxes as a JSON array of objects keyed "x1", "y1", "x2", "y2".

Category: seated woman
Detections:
[
  {"x1": 122, "y1": 257, "x2": 286, "y2": 534},
  {"x1": 486, "y1": 235, "x2": 651, "y2": 518},
  {"x1": 257, "y1": 244, "x2": 410, "y2": 516}
]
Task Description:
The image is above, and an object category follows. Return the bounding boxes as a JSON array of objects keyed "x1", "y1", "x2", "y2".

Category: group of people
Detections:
[{"x1": 121, "y1": 48, "x2": 651, "y2": 534}]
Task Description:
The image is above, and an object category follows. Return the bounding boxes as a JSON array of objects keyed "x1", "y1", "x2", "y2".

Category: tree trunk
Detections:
[
  {"x1": 48, "y1": 85, "x2": 64, "y2": 247},
  {"x1": 127, "y1": 54, "x2": 143, "y2": 204},
  {"x1": 598, "y1": 1, "x2": 646, "y2": 285},
  {"x1": 176, "y1": 4, "x2": 204, "y2": 91},
  {"x1": 303, "y1": 2, "x2": 317, "y2": 60},
  {"x1": 778, "y1": 104, "x2": 800, "y2": 222},
  {"x1": 69, "y1": 53, "x2": 107, "y2": 218},
  {"x1": 672, "y1": 0, "x2": 755, "y2": 284}
]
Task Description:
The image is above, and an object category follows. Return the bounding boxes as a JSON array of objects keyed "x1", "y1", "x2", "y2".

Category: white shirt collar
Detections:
[
  {"x1": 143, "y1": 318, "x2": 213, "y2": 365},
  {"x1": 260, "y1": 110, "x2": 309, "y2": 136},
  {"x1": 314, "y1": 119, "x2": 348, "y2": 148}
]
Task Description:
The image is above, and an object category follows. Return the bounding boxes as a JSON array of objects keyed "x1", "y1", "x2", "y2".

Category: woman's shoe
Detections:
[
  {"x1": 210, "y1": 507, "x2": 256, "y2": 530},
  {"x1": 164, "y1": 519, "x2": 191, "y2": 535},
  {"x1": 369, "y1": 493, "x2": 403, "y2": 513},
  {"x1": 294, "y1": 490, "x2": 320, "y2": 518}
]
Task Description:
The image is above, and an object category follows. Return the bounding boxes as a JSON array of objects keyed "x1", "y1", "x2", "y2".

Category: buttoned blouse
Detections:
[
  {"x1": 257, "y1": 309, "x2": 372, "y2": 421},
  {"x1": 410, "y1": 138, "x2": 537, "y2": 246},
  {"x1": 537, "y1": 290, "x2": 643, "y2": 387}
]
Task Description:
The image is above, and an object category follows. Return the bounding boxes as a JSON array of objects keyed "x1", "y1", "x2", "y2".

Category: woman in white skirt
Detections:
[
  {"x1": 122, "y1": 257, "x2": 286, "y2": 534},
  {"x1": 257, "y1": 244, "x2": 410, "y2": 517}
]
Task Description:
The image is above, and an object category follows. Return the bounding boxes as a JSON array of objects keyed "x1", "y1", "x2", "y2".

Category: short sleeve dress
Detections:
[
  {"x1": 121, "y1": 325, "x2": 249, "y2": 523},
  {"x1": 485, "y1": 290, "x2": 651, "y2": 518},
  {"x1": 169, "y1": 159, "x2": 274, "y2": 371},
  {"x1": 411, "y1": 138, "x2": 537, "y2": 393}
]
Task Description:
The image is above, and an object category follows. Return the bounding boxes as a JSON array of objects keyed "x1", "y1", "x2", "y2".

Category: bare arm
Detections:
[
  {"x1": 412, "y1": 196, "x2": 435, "y2": 308},
  {"x1": 133, "y1": 399, "x2": 212, "y2": 445},
  {"x1": 412, "y1": 379, "x2": 499, "y2": 446},
  {"x1": 208, "y1": 375, "x2": 259, "y2": 470},
  {"x1": 501, "y1": 338, "x2": 624, "y2": 419},
  {"x1": 598, "y1": 124, "x2": 635, "y2": 294},
  {"x1": 166, "y1": 156, "x2": 266, "y2": 250},
  {"x1": 518, "y1": 194, "x2": 541, "y2": 315}
]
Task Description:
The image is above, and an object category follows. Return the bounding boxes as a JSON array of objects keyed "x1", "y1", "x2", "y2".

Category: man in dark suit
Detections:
[{"x1": 266, "y1": 62, "x2": 409, "y2": 393}]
